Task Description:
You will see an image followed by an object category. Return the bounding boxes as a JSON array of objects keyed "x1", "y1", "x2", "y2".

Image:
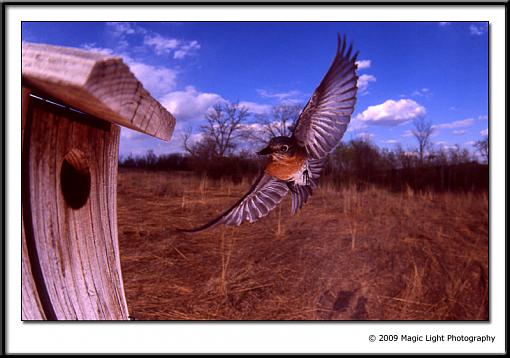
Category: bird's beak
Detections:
[{"x1": 257, "y1": 146, "x2": 272, "y2": 155}]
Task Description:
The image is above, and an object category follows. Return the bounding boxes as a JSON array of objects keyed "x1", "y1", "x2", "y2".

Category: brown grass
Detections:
[{"x1": 117, "y1": 169, "x2": 488, "y2": 320}]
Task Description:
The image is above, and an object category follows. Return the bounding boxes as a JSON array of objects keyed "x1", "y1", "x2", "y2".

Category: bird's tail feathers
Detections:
[{"x1": 176, "y1": 216, "x2": 225, "y2": 234}]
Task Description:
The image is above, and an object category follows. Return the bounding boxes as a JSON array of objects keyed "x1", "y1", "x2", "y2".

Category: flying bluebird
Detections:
[{"x1": 181, "y1": 34, "x2": 359, "y2": 232}]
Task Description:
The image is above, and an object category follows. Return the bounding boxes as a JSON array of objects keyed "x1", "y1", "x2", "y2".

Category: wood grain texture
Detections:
[
  {"x1": 22, "y1": 88, "x2": 47, "y2": 320},
  {"x1": 22, "y1": 221, "x2": 46, "y2": 320},
  {"x1": 23, "y1": 97, "x2": 129, "y2": 320},
  {"x1": 22, "y1": 42, "x2": 175, "y2": 141}
]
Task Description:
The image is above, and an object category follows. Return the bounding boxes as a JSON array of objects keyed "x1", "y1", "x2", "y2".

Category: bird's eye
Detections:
[{"x1": 281, "y1": 145, "x2": 289, "y2": 152}]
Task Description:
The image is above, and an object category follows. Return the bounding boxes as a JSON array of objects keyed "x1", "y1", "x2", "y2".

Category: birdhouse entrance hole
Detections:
[{"x1": 61, "y1": 149, "x2": 91, "y2": 209}]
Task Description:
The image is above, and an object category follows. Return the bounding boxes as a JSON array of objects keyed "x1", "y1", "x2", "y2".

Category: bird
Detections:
[{"x1": 180, "y1": 34, "x2": 359, "y2": 233}]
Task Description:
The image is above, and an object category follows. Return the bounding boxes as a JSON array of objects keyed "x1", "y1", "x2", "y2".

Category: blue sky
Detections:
[{"x1": 22, "y1": 21, "x2": 489, "y2": 157}]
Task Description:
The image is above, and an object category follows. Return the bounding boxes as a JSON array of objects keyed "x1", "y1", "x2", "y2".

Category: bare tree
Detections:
[
  {"x1": 412, "y1": 117, "x2": 434, "y2": 163},
  {"x1": 474, "y1": 135, "x2": 489, "y2": 163},
  {"x1": 182, "y1": 128, "x2": 216, "y2": 159},
  {"x1": 199, "y1": 101, "x2": 250, "y2": 157},
  {"x1": 447, "y1": 144, "x2": 472, "y2": 165},
  {"x1": 267, "y1": 103, "x2": 302, "y2": 137},
  {"x1": 182, "y1": 126, "x2": 196, "y2": 155},
  {"x1": 248, "y1": 103, "x2": 302, "y2": 144}
]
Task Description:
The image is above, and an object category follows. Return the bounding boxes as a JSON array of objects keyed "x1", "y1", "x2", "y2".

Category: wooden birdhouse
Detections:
[{"x1": 21, "y1": 42, "x2": 176, "y2": 320}]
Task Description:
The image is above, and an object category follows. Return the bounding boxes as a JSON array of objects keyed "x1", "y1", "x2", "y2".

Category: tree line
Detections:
[{"x1": 119, "y1": 102, "x2": 489, "y2": 193}]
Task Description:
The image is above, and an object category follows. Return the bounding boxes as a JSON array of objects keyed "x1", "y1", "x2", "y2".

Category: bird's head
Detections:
[{"x1": 257, "y1": 136, "x2": 296, "y2": 158}]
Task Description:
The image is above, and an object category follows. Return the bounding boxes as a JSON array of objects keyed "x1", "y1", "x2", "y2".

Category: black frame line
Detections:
[{"x1": 19, "y1": 17, "x2": 493, "y2": 323}]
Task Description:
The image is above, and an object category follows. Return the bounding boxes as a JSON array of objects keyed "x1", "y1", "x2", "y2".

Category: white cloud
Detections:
[
  {"x1": 81, "y1": 43, "x2": 115, "y2": 56},
  {"x1": 120, "y1": 127, "x2": 145, "y2": 141},
  {"x1": 159, "y1": 87, "x2": 272, "y2": 122},
  {"x1": 105, "y1": 23, "x2": 200, "y2": 59},
  {"x1": 174, "y1": 40, "x2": 200, "y2": 59},
  {"x1": 256, "y1": 89, "x2": 302, "y2": 101},
  {"x1": 107, "y1": 22, "x2": 137, "y2": 37},
  {"x1": 355, "y1": 132, "x2": 375, "y2": 141},
  {"x1": 438, "y1": 22, "x2": 451, "y2": 27},
  {"x1": 160, "y1": 86, "x2": 224, "y2": 122},
  {"x1": 434, "y1": 141, "x2": 457, "y2": 150},
  {"x1": 433, "y1": 118, "x2": 475, "y2": 129},
  {"x1": 240, "y1": 122, "x2": 269, "y2": 141},
  {"x1": 478, "y1": 114, "x2": 488, "y2": 121},
  {"x1": 470, "y1": 23, "x2": 488, "y2": 36},
  {"x1": 125, "y1": 58, "x2": 178, "y2": 98},
  {"x1": 452, "y1": 130, "x2": 466, "y2": 136},
  {"x1": 380, "y1": 139, "x2": 400, "y2": 144},
  {"x1": 346, "y1": 121, "x2": 366, "y2": 132},
  {"x1": 354, "y1": 99, "x2": 426, "y2": 126},
  {"x1": 480, "y1": 129, "x2": 488, "y2": 136},
  {"x1": 144, "y1": 34, "x2": 200, "y2": 59},
  {"x1": 402, "y1": 130, "x2": 414, "y2": 138},
  {"x1": 144, "y1": 34, "x2": 179, "y2": 54},
  {"x1": 357, "y1": 74, "x2": 377, "y2": 94},
  {"x1": 175, "y1": 128, "x2": 204, "y2": 148},
  {"x1": 412, "y1": 88, "x2": 431, "y2": 98},
  {"x1": 239, "y1": 101, "x2": 272, "y2": 115},
  {"x1": 355, "y1": 60, "x2": 371, "y2": 70},
  {"x1": 242, "y1": 122, "x2": 266, "y2": 132},
  {"x1": 354, "y1": 60, "x2": 375, "y2": 94}
]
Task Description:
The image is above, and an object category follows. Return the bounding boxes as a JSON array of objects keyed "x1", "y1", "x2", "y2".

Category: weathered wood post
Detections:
[{"x1": 21, "y1": 42, "x2": 176, "y2": 320}]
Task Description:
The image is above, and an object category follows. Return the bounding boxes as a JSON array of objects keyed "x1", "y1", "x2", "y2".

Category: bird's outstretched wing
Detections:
[
  {"x1": 292, "y1": 34, "x2": 359, "y2": 160},
  {"x1": 179, "y1": 173, "x2": 289, "y2": 233}
]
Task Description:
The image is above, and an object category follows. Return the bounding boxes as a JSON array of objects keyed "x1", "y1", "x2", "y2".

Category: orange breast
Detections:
[{"x1": 265, "y1": 151, "x2": 306, "y2": 181}]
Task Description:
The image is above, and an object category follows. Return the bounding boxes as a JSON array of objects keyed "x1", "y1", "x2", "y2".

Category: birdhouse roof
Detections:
[{"x1": 22, "y1": 42, "x2": 175, "y2": 140}]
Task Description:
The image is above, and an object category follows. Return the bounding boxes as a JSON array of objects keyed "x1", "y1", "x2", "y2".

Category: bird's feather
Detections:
[
  {"x1": 179, "y1": 173, "x2": 289, "y2": 233},
  {"x1": 290, "y1": 157, "x2": 327, "y2": 214},
  {"x1": 292, "y1": 33, "x2": 359, "y2": 159}
]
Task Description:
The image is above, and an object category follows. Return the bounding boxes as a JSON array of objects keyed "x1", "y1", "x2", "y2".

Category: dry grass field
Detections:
[{"x1": 117, "y1": 169, "x2": 488, "y2": 320}]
